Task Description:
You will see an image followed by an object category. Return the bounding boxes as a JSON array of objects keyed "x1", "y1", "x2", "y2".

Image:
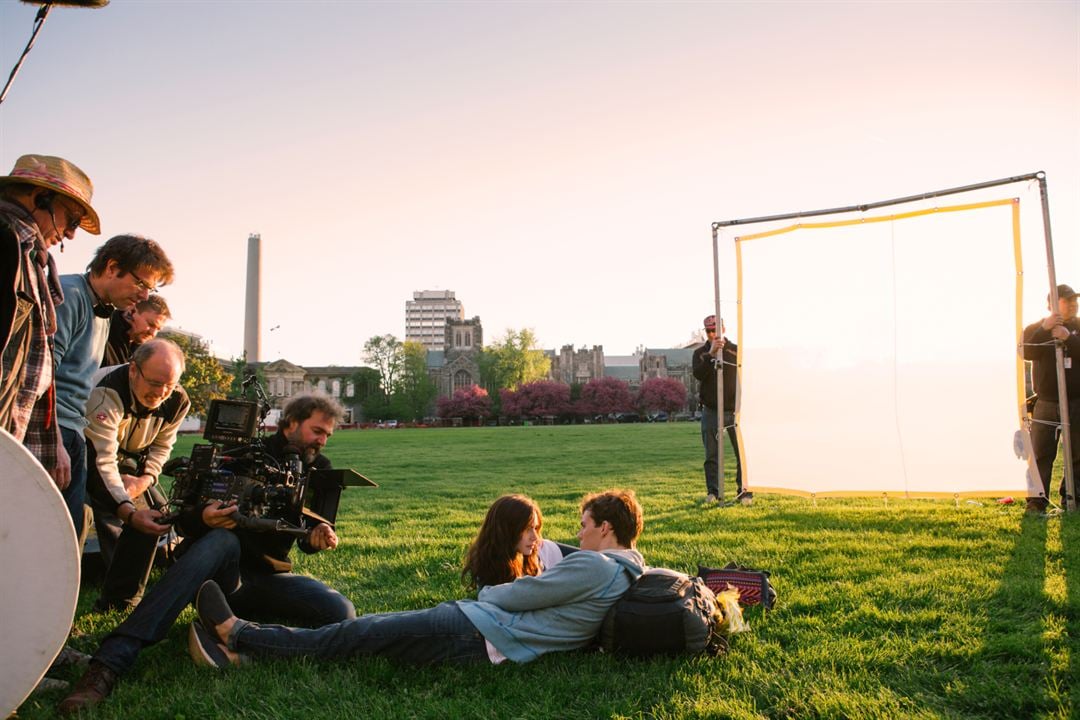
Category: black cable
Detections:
[{"x1": 0, "y1": 3, "x2": 52, "y2": 106}]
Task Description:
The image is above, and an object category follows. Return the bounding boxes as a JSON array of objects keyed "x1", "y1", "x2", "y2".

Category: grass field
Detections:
[{"x1": 21, "y1": 424, "x2": 1079, "y2": 719}]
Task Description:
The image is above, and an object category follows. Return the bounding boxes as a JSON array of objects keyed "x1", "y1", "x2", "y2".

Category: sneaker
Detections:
[
  {"x1": 704, "y1": 494, "x2": 718, "y2": 505},
  {"x1": 1025, "y1": 498, "x2": 1046, "y2": 515},
  {"x1": 31, "y1": 677, "x2": 70, "y2": 695},
  {"x1": 50, "y1": 644, "x2": 91, "y2": 671},
  {"x1": 736, "y1": 491, "x2": 754, "y2": 506},
  {"x1": 188, "y1": 622, "x2": 235, "y2": 669},
  {"x1": 57, "y1": 661, "x2": 118, "y2": 715}
]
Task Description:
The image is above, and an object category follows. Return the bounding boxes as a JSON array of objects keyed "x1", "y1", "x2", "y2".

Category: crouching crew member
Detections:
[{"x1": 85, "y1": 338, "x2": 190, "y2": 611}]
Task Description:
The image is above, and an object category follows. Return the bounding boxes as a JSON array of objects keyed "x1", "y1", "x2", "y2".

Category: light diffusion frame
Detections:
[{"x1": 710, "y1": 173, "x2": 1074, "y2": 506}]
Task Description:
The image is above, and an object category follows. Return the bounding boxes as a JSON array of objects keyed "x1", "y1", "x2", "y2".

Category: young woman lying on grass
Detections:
[{"x1": 461, "y1": 493, "x2": 565, "y2": 590}]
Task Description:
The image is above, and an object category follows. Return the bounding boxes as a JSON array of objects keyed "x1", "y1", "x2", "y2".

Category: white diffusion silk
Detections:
[{"x1": 730, "y1": 198, "x2": 1037, "y2": 497}]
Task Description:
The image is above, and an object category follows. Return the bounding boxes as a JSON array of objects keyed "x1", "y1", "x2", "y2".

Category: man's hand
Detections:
[
  {"x1": 709, "y1": 337, "x2": 725, "y2": 357},
  {"x1": 127, "y1": 508, "x2": 172, "y2": 536},
  {"x1": 202, "y1": 501, "x2": 239, "y2": 529},
  {"x1": 50, "y1": 440, "x2": 71, "y2": 490},
  {"x1": 307, "y1": 522, "x2": 338, "y2": 551},
  {"x1": 1052, "y1": 325, "x2": 1071, "y2": 341},
  {"x1": 121, "y1": 473, "x2": 154, "y2": 500},
  {"x1": 1043, "y1": 313, "x2": 1064, "y2": 331}
]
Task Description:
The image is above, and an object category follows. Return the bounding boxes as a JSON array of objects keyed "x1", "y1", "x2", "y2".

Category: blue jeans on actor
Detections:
[
  {"x1": 60, "y1": 425, "x2": 87, "y2": 539},
  {"x1": 701, "y1": 406, "x2": 742, "y2": 497},
  {"x1": 230, "y1": 601, "x2": 488, "y2": 666}
]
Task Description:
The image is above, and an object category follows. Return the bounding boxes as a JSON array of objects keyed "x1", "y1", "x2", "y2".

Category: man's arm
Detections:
[
  {"x1": 691, "y1": 345, "x2": 712, "y2": 381},
  {"x1": 83, "y1": 387, "x2": 134, "y2": 513},
  {"x1": 477, "y1": 552, "x2": 618, "y2": 611}
]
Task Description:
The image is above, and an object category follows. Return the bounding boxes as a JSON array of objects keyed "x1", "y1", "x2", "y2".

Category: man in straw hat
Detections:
[
  {"x1": 1, "y1": 153, "x2": 101, "y2": 686},
  {"x1": 1, "y1": 153, "x2": 100, "y2": 482}
]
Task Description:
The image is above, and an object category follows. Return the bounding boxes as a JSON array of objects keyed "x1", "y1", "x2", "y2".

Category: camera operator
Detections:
[
  {"x1": 84, "y1": 338, "x2": 190, "y2": 612},
  {"x1": 60, "y1": 393, "x2": 356, "y2": 714}
]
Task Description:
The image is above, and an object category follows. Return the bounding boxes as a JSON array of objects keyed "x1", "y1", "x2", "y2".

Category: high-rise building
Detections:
[{"x1": 405, "y1": 290, "x2": 464, "y2": 351}]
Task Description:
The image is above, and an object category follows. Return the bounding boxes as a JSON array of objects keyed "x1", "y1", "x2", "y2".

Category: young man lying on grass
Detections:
[{"x1": 190, "y1": 489, "x2": 645, "y2": 667}]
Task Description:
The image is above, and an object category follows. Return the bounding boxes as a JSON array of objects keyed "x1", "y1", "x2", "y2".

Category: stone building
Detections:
[
  {"x1": 639, "y1": 348, "x2": 695, "y2": 410},
  {"x1": 260, "y1": 359, "x2": 366, "y2": 422},
  {"x1": 547, "y1": 345, "x2": 605, "y2": 386},
  {"x1": 426, "y1": 316, "x2": 483, "y2": 398}
]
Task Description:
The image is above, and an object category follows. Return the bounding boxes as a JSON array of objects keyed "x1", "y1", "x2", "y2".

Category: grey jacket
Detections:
[{"x1": 457, "y1": 547, "x2": 645, "y2": 663}]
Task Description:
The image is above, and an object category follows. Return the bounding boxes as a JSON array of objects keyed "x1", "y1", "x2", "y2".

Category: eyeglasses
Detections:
[
  {"x1": 135, "y1": 362, "x2": 177, "y2": 393},
  {"x1": 54, "y1": 197, "x2": 84, "y2": 233},
  {"x1": 129, "y1": 268, "x2": 159, "y2": 294}
]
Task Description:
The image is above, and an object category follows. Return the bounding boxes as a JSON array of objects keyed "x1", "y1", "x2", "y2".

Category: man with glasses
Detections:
[
  {"x1": 83, "y1": 338, "x2": 189, "y2": 612},
  {"x1": 53, "y1": 235, "x2": 174, "y2": 543}
]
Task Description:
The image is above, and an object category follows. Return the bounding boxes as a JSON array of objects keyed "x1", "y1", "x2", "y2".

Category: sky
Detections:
[{"x1": 2, "y1": 0, "x2": 1078, "y2": 366}]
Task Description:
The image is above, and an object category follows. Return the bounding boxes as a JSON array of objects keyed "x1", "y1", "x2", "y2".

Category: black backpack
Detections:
[{"x1": 598, "y1": 567, "x2": 726, "y2": 657}]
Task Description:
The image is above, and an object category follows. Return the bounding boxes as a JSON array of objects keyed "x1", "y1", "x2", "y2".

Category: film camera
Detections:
[{"x1": 162, "y1": 394, "x2": 374, "y2": 536}]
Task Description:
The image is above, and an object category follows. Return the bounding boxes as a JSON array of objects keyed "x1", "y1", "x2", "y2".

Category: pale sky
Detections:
[{"x1": 2, "y1": 0, "x2": 1077, "y2": 366}]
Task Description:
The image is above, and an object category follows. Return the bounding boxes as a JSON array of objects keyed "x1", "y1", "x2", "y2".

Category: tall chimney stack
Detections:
[{"x1": 244, "y1": 233, "x2": 261, "y2": 362}]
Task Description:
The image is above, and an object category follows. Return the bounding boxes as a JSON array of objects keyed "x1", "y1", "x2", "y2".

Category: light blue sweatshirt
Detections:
[
  {"x1": 54, "y1": 274, "x2": 109, "y2": 431},
  {"x1": 457, "y1": 547, "x2": 645, "y2": 663}
]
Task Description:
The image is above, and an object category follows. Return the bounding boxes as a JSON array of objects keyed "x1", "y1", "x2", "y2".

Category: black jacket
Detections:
[
  {"x1": 692, "y1": 338, "x2": 737, "y2": 412},
  {"x1": 178, "y1": 429, "x2": 332, "y2": 574},
  {"x1": 1023, "y1": 318, "x2": 1080, "y2": 401}
]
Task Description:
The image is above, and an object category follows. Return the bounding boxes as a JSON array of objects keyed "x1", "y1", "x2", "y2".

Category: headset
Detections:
[{"x1": 33, "y1": 189, "x2": 68, "y2": 252}]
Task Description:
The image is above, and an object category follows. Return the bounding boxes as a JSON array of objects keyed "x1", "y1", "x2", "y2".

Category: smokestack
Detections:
[{"x1": 244, "y1": 233, "x2": 261, "y2": 362}]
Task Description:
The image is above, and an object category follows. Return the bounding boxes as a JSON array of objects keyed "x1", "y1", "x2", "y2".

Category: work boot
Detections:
[
  {"x1": 57, "y1": 661, "x2": 118, "y2": 715},
  {"x1": 1025, "y1": 498, "x2": 1046, "y2": 515}
]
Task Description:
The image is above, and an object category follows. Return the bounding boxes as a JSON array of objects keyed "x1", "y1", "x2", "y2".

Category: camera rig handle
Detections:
[{"x1": 230, "y1": 512, "x2": 309, "y2": 537}]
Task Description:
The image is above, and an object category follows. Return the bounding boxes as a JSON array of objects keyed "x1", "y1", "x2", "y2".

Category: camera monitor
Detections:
[{"x1": 203, "y1": 399, "x2": 260, "y2": 444}]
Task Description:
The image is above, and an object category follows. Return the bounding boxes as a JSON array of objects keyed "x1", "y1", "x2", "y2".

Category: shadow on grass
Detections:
[{"x1": 946, "y1": 513, "x2": 1048, "y2": 718}]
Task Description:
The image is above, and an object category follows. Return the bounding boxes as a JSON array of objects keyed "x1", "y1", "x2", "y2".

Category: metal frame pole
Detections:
[
  {"x1": 712, "y1": 226, "x2": 725, "y2": 502},
  {"x1": 1038, "y1": 175, "x2": 1075, "y2": 512}
]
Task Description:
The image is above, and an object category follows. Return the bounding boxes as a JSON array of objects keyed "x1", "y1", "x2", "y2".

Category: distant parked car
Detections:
[
  {"x1": 615, "y1": 412, "x2": 641, "y2": 423},
  {"x1": 647, "y1": 411, "x2": 669, "y2": 423}
]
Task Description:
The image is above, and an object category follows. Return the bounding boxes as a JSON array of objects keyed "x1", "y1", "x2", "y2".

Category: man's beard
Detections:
[{"x1": 301, "y1": 446, "x2": 317, "y2": 464}]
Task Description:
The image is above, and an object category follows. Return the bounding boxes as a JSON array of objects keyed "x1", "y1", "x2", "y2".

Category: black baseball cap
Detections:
[{"x1": 1050, "y1": 284, "x2": 1078, "y2": 301}]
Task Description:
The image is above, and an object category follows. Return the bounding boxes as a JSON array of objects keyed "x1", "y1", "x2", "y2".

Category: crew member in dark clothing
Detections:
[
  {"x1": 692, "y1": 314, "x2": 746, "y2": 504},
  {"x1": 102, "y1": 295, "x2": 170, "y2": 367},
  {"x1": 1022, "y1": 284, "x2": 1080, "y2": 514},
  {"x1": 60, "y1": 393, "x2": 355, "y2": 714}
]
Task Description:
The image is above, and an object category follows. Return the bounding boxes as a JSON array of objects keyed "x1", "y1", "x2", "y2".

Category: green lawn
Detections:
[{"x1": 22, "y1": 424, "x2": 1079, "y2": 719}]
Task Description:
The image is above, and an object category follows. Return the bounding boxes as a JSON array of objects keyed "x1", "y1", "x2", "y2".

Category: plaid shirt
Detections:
[{"x1": 0, "y1": 202, "x2": 61, "y2": 468}]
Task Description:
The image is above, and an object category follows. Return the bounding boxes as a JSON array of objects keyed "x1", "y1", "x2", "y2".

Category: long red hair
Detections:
[{"x1": 462, "y1": 494, "x2": 543, "y2": 590}]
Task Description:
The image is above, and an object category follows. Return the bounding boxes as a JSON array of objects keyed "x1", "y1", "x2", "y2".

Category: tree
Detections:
[
  {"x1": 363, "y1": 334, "x2": 403, "y2": 395},
  {"x1": 578, "y1": 376, "x2": 635, "y2": 418},
  {"x1": 161, "y1": 332, "x2": 233, "y2": 417},
  {"x1": 637, "y1": 377, "x2": 688, "y2": 416},
  {"x1": 501, "y1": 380, "x2": 571, "y2": 421},
  {"x1": 437, "y1": 385, "x2": 491, "y2": 424},
  {"x1": 228, "y1": 352, "x2": 266, "y2": 398},
  {"x1": 478, "y1": 328, "x2": 550, "y2": 396},
  {"x1": 391, "y1": 340, "x2": 438, "y2": 421}
]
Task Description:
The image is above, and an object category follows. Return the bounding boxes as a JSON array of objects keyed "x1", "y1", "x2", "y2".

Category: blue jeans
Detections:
[
  {"x1": 60, "y1": 425, "x2": 87, "y2": 539},
  {"x1": 232, "y1": 601, "x2": 487, "y2": 666},
  {"x1": 701, "y1": 406, "x2": 742, "y2": 496},
  {"x1": 94, "y1": 529, "x2": 354, "y2": 675}
]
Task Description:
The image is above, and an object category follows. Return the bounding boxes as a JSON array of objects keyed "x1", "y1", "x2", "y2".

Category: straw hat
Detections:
[{"x1": 0, "y1": 154, "x2": 100, "y2": 234}]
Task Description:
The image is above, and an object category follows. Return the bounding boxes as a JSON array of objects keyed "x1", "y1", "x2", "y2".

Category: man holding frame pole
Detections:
[
  {"x1": 692, "y1": 315, "x2": 746, "y2": 505},
  {"x1": 1022, "y1": 283, "x2": 1079, "y2": 515}
]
